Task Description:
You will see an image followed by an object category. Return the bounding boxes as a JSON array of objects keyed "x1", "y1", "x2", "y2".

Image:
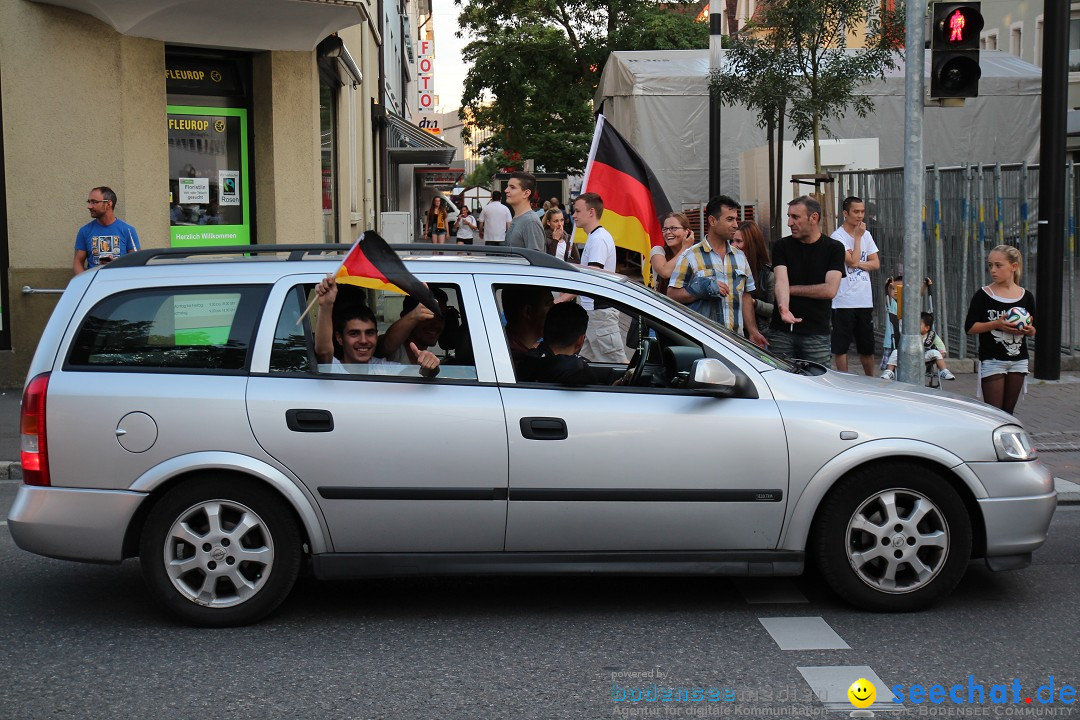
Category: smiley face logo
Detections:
[{"x1": 848, "y1": 678, "x2": 876, "y2": 708}]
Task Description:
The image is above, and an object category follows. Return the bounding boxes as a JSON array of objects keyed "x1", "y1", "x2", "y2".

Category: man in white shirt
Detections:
[
  {"x1": 571, "y1": 192, "x2": 627, "y2": 363},
  {"x1": 477, "y1": 190, "x2": 512, "y2": 246},
  {"x1": 831, "y1": 196, "x2": 881, "y2": 375}
]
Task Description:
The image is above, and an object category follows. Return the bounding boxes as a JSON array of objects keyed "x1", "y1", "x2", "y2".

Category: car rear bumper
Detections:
[{"x1": 7, "y1": 485, "x2": 146, "y2": 563}]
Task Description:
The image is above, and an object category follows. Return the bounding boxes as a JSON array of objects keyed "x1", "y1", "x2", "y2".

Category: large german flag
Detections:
[
  {"x1": 335, "y1": 231, "x2": 442, "y2": 318},
  {"x1": 575, "y1": 115, "x2": 672, "y2": 285}
]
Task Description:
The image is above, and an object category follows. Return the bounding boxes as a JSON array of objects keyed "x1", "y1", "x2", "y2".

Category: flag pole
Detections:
[{"x1": 294, "y1": 232, "x2": 363, "y2": 326}]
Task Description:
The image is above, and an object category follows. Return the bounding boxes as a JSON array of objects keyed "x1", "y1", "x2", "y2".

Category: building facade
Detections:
[{"x1": 0, "y1": 0, "x2": 452, "y2": 385}]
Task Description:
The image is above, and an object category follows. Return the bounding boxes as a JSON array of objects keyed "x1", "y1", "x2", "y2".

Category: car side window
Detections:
[
  {"x1": 494, "y1": 283, "x2": 705, "y2": 390},
  {"x1": 67, "y1": 286, "x2": 267, "y2": 371},
  {"x1": 268, "y1": 282, "x2": 478, "y2": 380}
]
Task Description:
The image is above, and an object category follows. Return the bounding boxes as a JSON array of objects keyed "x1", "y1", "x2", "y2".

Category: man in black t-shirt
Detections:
[
  {"x1": 516, "y1": 302, "x2": 597, "y2": 385},
  {"x1": 770, "y1": 196, "x2": 846, "y2": 366}
]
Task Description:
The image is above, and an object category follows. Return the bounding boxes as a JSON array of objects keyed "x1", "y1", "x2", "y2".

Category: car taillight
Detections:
[{"x1": 21, "y1": 373, "x2": 50, "y2": 486}]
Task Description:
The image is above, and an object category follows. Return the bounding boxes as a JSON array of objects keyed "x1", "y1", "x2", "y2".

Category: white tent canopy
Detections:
[{"x1": 594, "y1": 49, "x2": 1042, "y2": 208}]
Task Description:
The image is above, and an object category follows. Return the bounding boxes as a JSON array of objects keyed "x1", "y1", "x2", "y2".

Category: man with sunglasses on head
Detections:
[{"x1": 73, "y1": 186, "x2": 141, "y2": 274}]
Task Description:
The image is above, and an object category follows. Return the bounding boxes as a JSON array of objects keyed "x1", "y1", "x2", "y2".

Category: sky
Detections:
[{"x1": 431, "y1": 0, "x2": 472, "y2": 113}]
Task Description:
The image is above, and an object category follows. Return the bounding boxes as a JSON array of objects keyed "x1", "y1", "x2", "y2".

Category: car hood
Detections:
[{"x1": 809, "y1": 369, "x2": 1017, "y2": 427}]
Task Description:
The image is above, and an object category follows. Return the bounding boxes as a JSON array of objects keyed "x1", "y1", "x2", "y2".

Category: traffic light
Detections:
[{"x1": 930, "y1": 2, "x2": 984, "y2": 99}]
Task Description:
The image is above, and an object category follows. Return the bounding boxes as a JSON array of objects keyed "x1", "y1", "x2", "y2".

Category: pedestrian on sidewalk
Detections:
[
  {"x1": 478, "y1": 190, "x2": 512, "y2": 246},
  {"x1": 830, "y1": 196, "x2": 880, "y2": 375},
  {"x1": 770, "y1": 196, "x2": 846, "y2": 366},
  {"x1": 964, "y1": 244, "x2": 1036, "y2": 414},
  {"x1": 73, "y1": 186, "x2": 140, "y2": 274},
  {"x1": 666, "y1": 195, "x2": 767, "y2": 348},
  {"x1": 504, "y1": 172, "x2": 546, "y2": 253}
]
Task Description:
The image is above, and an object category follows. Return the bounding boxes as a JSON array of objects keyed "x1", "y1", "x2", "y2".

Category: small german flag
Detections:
[
  {"x1": 335, "y1": 231, "x2": 442, "y2": 318},
  {"x1": 576, "y1": 115, "x2": 673, "y2": 285}
]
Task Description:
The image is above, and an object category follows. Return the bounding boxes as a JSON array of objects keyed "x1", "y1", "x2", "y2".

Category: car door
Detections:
[
  {"x1": 247, "y1": 273, "x2": 509, "y2": 553},
  {"x1": 477, "y1": 274, "x2": 790, "y2": 552}
]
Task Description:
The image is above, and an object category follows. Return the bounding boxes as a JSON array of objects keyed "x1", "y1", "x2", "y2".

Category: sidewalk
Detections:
[{"x1": 0, "y1": 372, "x2": 1077, "y2": 501}]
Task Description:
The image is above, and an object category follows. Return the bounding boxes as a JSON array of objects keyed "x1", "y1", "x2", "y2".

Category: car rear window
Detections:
[{"x1": 67, "y1": 286, "x2": 267, "y2": 370}]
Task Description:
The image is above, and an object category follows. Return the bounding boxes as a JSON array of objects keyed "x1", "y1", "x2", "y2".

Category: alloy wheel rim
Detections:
[
  {"x1": 845, "y1": 488, "x2": 950, "y2": 594},
  {"x1": 162, "y1": 499, "x2": 275, "y2": 608}
]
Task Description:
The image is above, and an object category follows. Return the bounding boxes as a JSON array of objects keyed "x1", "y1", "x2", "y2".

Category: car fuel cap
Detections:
[{"x1": 115, "y1": 412, "x2": 158, "y2": 453}]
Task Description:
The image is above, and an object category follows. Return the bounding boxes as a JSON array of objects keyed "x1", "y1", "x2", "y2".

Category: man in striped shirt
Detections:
[{"x1": 666, "y1": 195, "x2": 768, "y2": 348}]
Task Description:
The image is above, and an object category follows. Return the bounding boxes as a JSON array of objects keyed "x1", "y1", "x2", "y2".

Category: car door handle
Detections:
[
  {"x1": 520, "y1": 417, "x2": 567, "y2": 440},
  {"x1": 285, "y1": 409, "x2": 334, "y2": 433}
]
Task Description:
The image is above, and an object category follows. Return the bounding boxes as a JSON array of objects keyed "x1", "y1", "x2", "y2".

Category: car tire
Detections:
[
  {"x1": 139, "y1": 477, "x2": 302, "y2": 627},
  {"x1": 812, "y1": 463, "x2": 972, "y2": 612}
]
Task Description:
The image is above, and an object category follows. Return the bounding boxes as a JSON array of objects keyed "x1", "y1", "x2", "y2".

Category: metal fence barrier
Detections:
[{"x1": 834, "y1": 162, "x2": 1078, "y2": 360}]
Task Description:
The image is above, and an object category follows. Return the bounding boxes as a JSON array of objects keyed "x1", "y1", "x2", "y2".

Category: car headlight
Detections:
[{"x1": 993, "y1": 425, "x2": 1037, "y2": 461}]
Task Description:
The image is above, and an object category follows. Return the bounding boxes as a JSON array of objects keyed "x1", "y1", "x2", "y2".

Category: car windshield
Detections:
[{"x1": 619, "y1": 279, "x2": 798, "y2": 372}]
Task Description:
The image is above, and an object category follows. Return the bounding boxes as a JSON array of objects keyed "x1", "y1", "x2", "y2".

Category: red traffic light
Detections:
[{"x1": 932, "y1": 3, "x2": 984, "y2": 51}]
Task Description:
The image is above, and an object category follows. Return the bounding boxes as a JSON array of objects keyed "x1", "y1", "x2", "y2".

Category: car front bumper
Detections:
[
  {"x1": 7, "y1": 485, "x2": 146, "y2": 563},
  {"x1": 968, "y1": 459, "x2": 1057, "y2": 566}
]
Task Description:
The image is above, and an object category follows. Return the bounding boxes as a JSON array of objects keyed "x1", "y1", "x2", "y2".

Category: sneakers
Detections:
[
  {"x1": 880, "y1": 369, "x2": 895, "y2": 380},
  {"x1": 939, "y1": 368, "x2": 956, "y2": 381}
]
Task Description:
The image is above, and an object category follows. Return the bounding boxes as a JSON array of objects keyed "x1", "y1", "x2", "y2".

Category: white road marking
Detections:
[
  {"x1": 759, "y1": 616, "x2": 850, "y2": 650},
  {"x1": 797, "y1": 665, "x2": 903, "y2": 712},
  {"x1": 735, "y1": 578, "x2": 809, "y2": 604}
]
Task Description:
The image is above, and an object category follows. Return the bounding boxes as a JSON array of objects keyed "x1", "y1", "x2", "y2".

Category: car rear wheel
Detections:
[
  {"x1": 139, "y1": 477, "x2": 302, "y2": 627},
  {"x1": 812, "y1": 464, "x2": 972, "y2": 611}
]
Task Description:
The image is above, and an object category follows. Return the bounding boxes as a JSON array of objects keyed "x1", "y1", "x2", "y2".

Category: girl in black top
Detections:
[{"x1": 964, "y1": 244, "x2": 1036, "y2": 414}]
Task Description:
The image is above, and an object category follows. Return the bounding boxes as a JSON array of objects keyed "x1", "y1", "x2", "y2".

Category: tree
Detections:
[
  {"x1": 462, "y1": 155, "x2": 503, "y2": 188},
  {"x1": 457, "y1": 0, "x2": 708, "y2": 174},
  {"x1": 713, "y1": 0, "x2": 903, "y2": 173},
  {"x1": 711, "y1": 28, "x2": 797, "y2": 239}
]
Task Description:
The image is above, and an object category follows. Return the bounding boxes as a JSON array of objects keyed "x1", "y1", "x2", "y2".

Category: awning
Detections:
[
  {"x1": 382, "y1": 110, "x2": 456, "y2": 166},
  {"x1": 317, "y1": 36, "x2": 362, "y2": 87},
  {"x1": 30, "y1": 0, "x2": 368, "y2": 51}
]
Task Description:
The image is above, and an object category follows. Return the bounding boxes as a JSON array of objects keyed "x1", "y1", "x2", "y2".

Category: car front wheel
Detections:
[
  {"x1": 812, "y1": 464, "x2": 972, "y2": 611},
  {"x1": 139, "y1": 477, "x2": 302, "y2": 627}
]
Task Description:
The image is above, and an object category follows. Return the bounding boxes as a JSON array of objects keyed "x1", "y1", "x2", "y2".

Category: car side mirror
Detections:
[{"x1": 688, "y1": 358, "x2": 738, "y2": 396}]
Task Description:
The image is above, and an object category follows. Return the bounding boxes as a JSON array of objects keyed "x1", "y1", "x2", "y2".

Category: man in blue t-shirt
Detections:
[{"x1": 73, "y1": 186, "x2": 140, "y2": 274}]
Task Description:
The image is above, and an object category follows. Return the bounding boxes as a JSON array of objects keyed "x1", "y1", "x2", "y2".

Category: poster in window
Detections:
[{"x1": 219, "y1": 170, "x2": 240, "y2": 206}]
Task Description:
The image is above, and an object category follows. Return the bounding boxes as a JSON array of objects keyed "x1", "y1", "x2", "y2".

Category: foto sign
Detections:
[{"x1": 418, "y1": 38, "x2": 434, "y2": 110}]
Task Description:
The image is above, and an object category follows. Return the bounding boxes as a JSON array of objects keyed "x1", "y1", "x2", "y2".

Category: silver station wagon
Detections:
[{"x1": 8, "y1": 245, "x2": 1057, "y2": 626}]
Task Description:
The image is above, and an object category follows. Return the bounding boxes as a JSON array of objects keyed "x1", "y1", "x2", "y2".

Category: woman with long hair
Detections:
[
  {"x1": 455, "y1": 204, "x2": 477, "y2": 245},
  {"x1": 651, "y1": 212, "x2": 695, "y2": 294},
  {"x1": 731, "y1": 221, "x2": 774, "y2": 337},
  {"x1": 543, "y1": 207, "x2": 579, "y2": 263},
  {"x1": 965, "y1": 244, "x2": 1036, "y2": 413},
  {"x1": 425, "y1": 196, "x2": 449, "y2": 244}
]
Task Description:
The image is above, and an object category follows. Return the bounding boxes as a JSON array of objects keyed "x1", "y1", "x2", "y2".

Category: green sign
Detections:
[{"x1": 167, "y1": 105, "x2": 250, "y2": 247}]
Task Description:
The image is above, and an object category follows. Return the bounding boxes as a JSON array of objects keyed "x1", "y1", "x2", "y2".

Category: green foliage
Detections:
[
  {"x1": 711, "y1": 0, "x2": 904, "y2": 172},
  {"x1": 457, "y1": 0, "x2": 708, "y2": 174},
  {"x1": 462, "y1": 155, "x2": 504, "y2": 187}
]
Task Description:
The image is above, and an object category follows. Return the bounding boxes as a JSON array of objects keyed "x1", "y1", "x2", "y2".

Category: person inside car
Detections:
[
  {"x1": 377, "y1": 288, "x2": 461, "y2": 364},
  {"x1": 314, "y1": 276, "x2": 439, "y2": 377},
  {"x1": 502, "y1": 285, "x2": 555, "y2": 361},
  {"x1": 516, "y1": 302, "x2": 596, "y2": 385}
]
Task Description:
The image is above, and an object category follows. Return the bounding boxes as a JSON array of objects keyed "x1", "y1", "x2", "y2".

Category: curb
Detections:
[{"x1": 0, "y1": 461, "x2": 21, "y2": 480}]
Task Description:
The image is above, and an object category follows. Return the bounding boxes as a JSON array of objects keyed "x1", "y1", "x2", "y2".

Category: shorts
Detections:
[
  {"x1": 582, "y1": 307, "x2": 627, "y2": 363},
  {"x1": 831, "y1": 307, "x2": 875, "y2": 356},
  {"x1": 979, "y1": 358, "x2": 1029, "y2": 377},
  {"x1": 768, "y1": 330, "x2": 832, "y2": 367},
  {"x1": 457, "y1": 236, "x2": 474, "y2": 245}
]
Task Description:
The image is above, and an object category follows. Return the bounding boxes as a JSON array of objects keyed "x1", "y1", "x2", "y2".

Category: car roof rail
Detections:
[{"x1": 103, "y1": 243, "x2": 578, "y2": 271}]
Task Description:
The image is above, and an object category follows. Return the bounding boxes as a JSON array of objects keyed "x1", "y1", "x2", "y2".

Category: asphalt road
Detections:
[{"x1": 2, "y1": 479, "x2": 1077, "y2": 720}]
